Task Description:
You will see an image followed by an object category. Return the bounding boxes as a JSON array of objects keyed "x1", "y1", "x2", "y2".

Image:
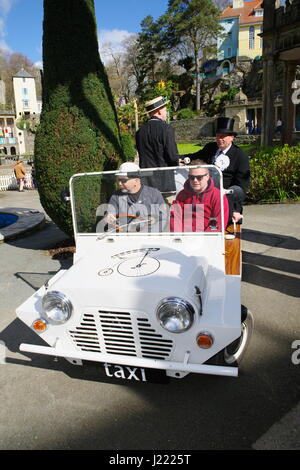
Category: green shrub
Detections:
[
  {"x1": 176, "y1": 108, "x2": 195, "y2": 120},
  {"x1": 34, "y1": 0, "x2": 124, "y2": 237},
  {"x1": 248, "y1": 144, "x2": 300, "y2": 202},
  {"x1": 121, "y1": 133, "x2": 136, "y2": 161}
]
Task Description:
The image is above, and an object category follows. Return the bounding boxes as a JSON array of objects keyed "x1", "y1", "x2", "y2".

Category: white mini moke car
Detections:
[{"x1": 16, "y1": 165, "x2": 253, "y2": 382}]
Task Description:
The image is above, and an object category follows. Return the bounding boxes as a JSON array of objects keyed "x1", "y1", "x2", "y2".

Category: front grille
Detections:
[
  {"x1": 68, "y1": 313, "x2": 101, "y2": 353},
  {"x1": 137, "y1": 318, "x2": 173, "y2": 359},
  {"x1": 100, "y1": 311, "x2": 137, "y2": 356},
  {"x1": 68, "y1": 310, "x2": 173, "y2": 360}
]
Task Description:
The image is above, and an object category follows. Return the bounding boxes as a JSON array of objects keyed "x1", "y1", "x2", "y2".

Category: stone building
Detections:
[{"x1": 261, "y1": 0, "x2": 300, "y2": 145}]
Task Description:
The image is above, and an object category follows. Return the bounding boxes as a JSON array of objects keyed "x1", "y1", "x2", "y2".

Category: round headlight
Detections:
[
  {"x1": 42, "y1": 291, "x2": 73, "y2": 324},
  {"x1": 157, "y1": 297, "x2": 195, "y2": 333}
]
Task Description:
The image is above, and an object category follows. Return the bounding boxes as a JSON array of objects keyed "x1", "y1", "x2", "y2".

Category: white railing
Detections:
[{"x1": 0, "y1": 172, "x2": 34, "y2": 191}]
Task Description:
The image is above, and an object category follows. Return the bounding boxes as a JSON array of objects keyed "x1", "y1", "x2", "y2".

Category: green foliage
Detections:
[
  {"x1": 176, "y1": 108, "x2": 196, "y2": 120},
  {"x1": 135, "y1": 0, "x2": 222, "y2": 108},
  {"x1": 34, "y1": 0, "x2": 124, "y2": 236},
  {"x1": 120, "y1": 133, "x2": 136, "y2": 161},
  {"x1": 207, "y1": 87, "x2": 240, "y2": 115},
  {"x1": 213, "y1": 87, "x2": 239, "y2": 105},
  {"x1": 116, "y1": 102, "x2": 136, "y2": 133},
  {"x1": 159, "y1": 0, "x2": 222, "y2": 53},
  {"x1": 177, "y1": 142, "x2": 203, "y2": 154},
  {"x1": 248, "y1": 144, "x2": 300, "y2": 202},
  {"x1": 16, "y1": 114, "x2": 39, "y2": 133},
  {"x1": 135, "y1": 16, "x2": 162, "y2": 96}
]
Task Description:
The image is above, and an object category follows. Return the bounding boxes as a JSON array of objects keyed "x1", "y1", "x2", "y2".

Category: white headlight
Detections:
[
  {"x1": 157, "y1": 297, "x2": 195, "y2": 333},
  {"x1": 42, "y1": 291, "x2": 73, "y2": 324}
]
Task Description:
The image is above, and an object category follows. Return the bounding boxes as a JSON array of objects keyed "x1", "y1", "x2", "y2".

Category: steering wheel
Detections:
[
  {"x1": 111, "y1": 213, "x2": 155, "y2": 232},
  {"x1": 112, "y1": 213, "x2": 140, "y2": 232}
]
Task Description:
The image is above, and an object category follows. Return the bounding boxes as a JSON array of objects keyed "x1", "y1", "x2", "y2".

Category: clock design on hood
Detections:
[{"x1": 98, "y1": 248, "x2": 161, "y2": 277}]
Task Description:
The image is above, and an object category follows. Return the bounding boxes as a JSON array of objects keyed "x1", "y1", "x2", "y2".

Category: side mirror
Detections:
[{"x1": 61, "y1": 188, "x2": 70, "y2": 202}]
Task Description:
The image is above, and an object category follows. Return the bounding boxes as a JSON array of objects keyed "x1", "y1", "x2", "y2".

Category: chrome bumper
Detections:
[{"x1": 20, "y1": 342, "x2": 238, "y2": 377}]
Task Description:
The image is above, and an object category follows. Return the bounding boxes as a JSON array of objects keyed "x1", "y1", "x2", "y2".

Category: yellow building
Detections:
[{"x1": 220, "y1": 0, "x2": 264, "y2": 59}]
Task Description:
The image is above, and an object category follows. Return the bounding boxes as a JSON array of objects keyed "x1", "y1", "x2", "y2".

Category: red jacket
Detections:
[{"x1": 170, "y1": 178, "x2": 229, "y2": 232}]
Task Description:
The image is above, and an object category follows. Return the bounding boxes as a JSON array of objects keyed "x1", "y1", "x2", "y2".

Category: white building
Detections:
[
  {"x1": 13, "y1": 68, "x2": 40, "y2": 118},
  {"x1": 11, "y1": 68, "x2": 42, "y2": 156}
]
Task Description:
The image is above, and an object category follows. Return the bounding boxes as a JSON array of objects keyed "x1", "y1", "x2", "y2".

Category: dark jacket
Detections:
[
  {"x1": 170, "y1": 177, "x2": 229, "y2": 232},
  {"x1": 136, "y1": 117, "x2": 179, "y2": 193},
  {"x1": 188, "y1": 142, "x2": 250, "y2": 194},
  {"x1": 108, "y1": 185, "x2": 167, "y2": 232},
  {"x1": 186, "y1": 142, "x2": 250, "y2": 214}
]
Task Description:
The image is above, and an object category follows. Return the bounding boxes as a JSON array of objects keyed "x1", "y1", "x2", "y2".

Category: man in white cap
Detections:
[
  {"x1": 102, "y1": 162, "x2": 167, "y2": 232},
  {"x1": 135, "y1": 96, "x2": 180, "y2": 198}
]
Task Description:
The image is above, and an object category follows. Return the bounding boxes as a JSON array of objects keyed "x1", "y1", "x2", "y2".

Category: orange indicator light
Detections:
[
  {"x1": 32, "y1": 319, "x2": 48, "y2": 332},
  {"x1": 196, "y1": 332, "x2": 214, "y2": 349}
]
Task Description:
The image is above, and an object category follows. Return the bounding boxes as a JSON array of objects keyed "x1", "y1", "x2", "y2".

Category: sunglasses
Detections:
[
  {"x1": 189, "y1": 174, "x2": 209, "y2": 181},
  {"x1": 117, "y1": 177, "x2": 132, "y2": 183}
]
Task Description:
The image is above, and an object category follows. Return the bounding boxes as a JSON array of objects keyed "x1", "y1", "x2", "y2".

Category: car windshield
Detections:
[{"x1": 70, "y1": 165, "x2": 226, "y2": 235}]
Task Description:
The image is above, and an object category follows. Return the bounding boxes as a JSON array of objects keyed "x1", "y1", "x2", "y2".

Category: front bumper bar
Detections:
[{"x1": 20, "y1": 342, "x2": 238, "y2": 377}]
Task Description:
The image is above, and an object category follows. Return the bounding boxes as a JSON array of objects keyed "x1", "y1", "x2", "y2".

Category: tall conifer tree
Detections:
[{"x1": 35, "y1": 0, "x2": 124, "y2": 236}]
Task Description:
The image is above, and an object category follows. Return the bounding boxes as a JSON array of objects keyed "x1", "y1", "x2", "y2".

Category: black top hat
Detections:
[{"x1": 215, "y1": 117, "x2": 237, "y2": 136}]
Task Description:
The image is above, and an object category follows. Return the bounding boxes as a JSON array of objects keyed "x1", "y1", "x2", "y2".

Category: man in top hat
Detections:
[
  {"x1": 183, "y1": 117, "x2": 250, "y2": 224},
  {"x1": 135, "y1": 96, "x2": 180, "y2": 199}
]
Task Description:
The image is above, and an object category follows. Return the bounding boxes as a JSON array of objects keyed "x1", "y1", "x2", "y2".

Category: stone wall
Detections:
[
  {"x1": 170, "y1": 117, "x2": 262, "y2": 144},
  {"x1": 170, "y1": 117, "x2": 214, "y2": 141}
]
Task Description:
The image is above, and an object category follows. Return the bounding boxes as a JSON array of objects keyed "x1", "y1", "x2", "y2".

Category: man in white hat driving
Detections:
[
  {"x1": 101, "y1": 162, "x2": 167, "y2": 233},
  {"x1": 135, "y1": 96, "x2": 180, "y2": 199}
]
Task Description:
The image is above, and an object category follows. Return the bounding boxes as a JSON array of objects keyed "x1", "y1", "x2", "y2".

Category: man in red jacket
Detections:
[{"x1": 170, "y1": 161, "x2": 229, "y2": 232}]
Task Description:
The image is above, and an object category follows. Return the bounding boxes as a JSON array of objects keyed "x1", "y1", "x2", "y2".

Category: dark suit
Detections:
[
  {"x1": 187, "y1": 142, "x2": 250, "y2": 218},
  {"x1": 136, "y1": 117, "x2": 179, "y2": 193}
]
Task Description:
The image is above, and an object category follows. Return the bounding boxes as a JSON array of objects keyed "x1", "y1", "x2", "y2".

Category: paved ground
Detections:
[{"x1": 0, "y1": 188, "x2": 299, "y2": 450}]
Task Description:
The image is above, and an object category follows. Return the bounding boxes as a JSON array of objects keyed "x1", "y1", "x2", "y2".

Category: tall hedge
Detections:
[{"x1": 34, "y1": 0, "x2": 124, "y2": 236}]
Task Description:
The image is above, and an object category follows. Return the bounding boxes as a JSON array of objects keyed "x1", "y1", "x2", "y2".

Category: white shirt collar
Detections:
[{"x1": 217, "y1": 144, "x2": 232, "y2": 155}]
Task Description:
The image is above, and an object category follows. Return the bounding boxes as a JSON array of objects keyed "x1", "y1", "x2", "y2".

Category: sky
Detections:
[{"x1": 0, "y1": 0, "x2": 169, "y2": 67}]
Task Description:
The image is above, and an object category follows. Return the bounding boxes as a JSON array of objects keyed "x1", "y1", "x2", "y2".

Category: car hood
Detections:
[{"x1": 47, "y1": 239, "x2": 213, "y2": 312}]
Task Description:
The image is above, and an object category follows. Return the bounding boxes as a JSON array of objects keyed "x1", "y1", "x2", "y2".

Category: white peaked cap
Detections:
[{"x1": 118, "y1": 162, "x2": 140, "y2": 176}]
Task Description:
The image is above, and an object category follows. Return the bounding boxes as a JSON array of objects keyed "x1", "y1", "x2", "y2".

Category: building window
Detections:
[
  {"x1": 255, "y1": 9, "x2": 263, "y2": 16},
  {"x1": 227, "y1": 47, "x2": 232, "y2": 57},
  {"x1": 249, "y1": 26, "x2": 255, "y2": 49},
  {"x1": 22, "y1": 88, "x2": 28, "y2": 96},
  {"x1": 22, "y1": 77, "x2": 26, "y2": 83},
  {"x1": 23, "y1": 100, "x2": 29, "y2": 108}
]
